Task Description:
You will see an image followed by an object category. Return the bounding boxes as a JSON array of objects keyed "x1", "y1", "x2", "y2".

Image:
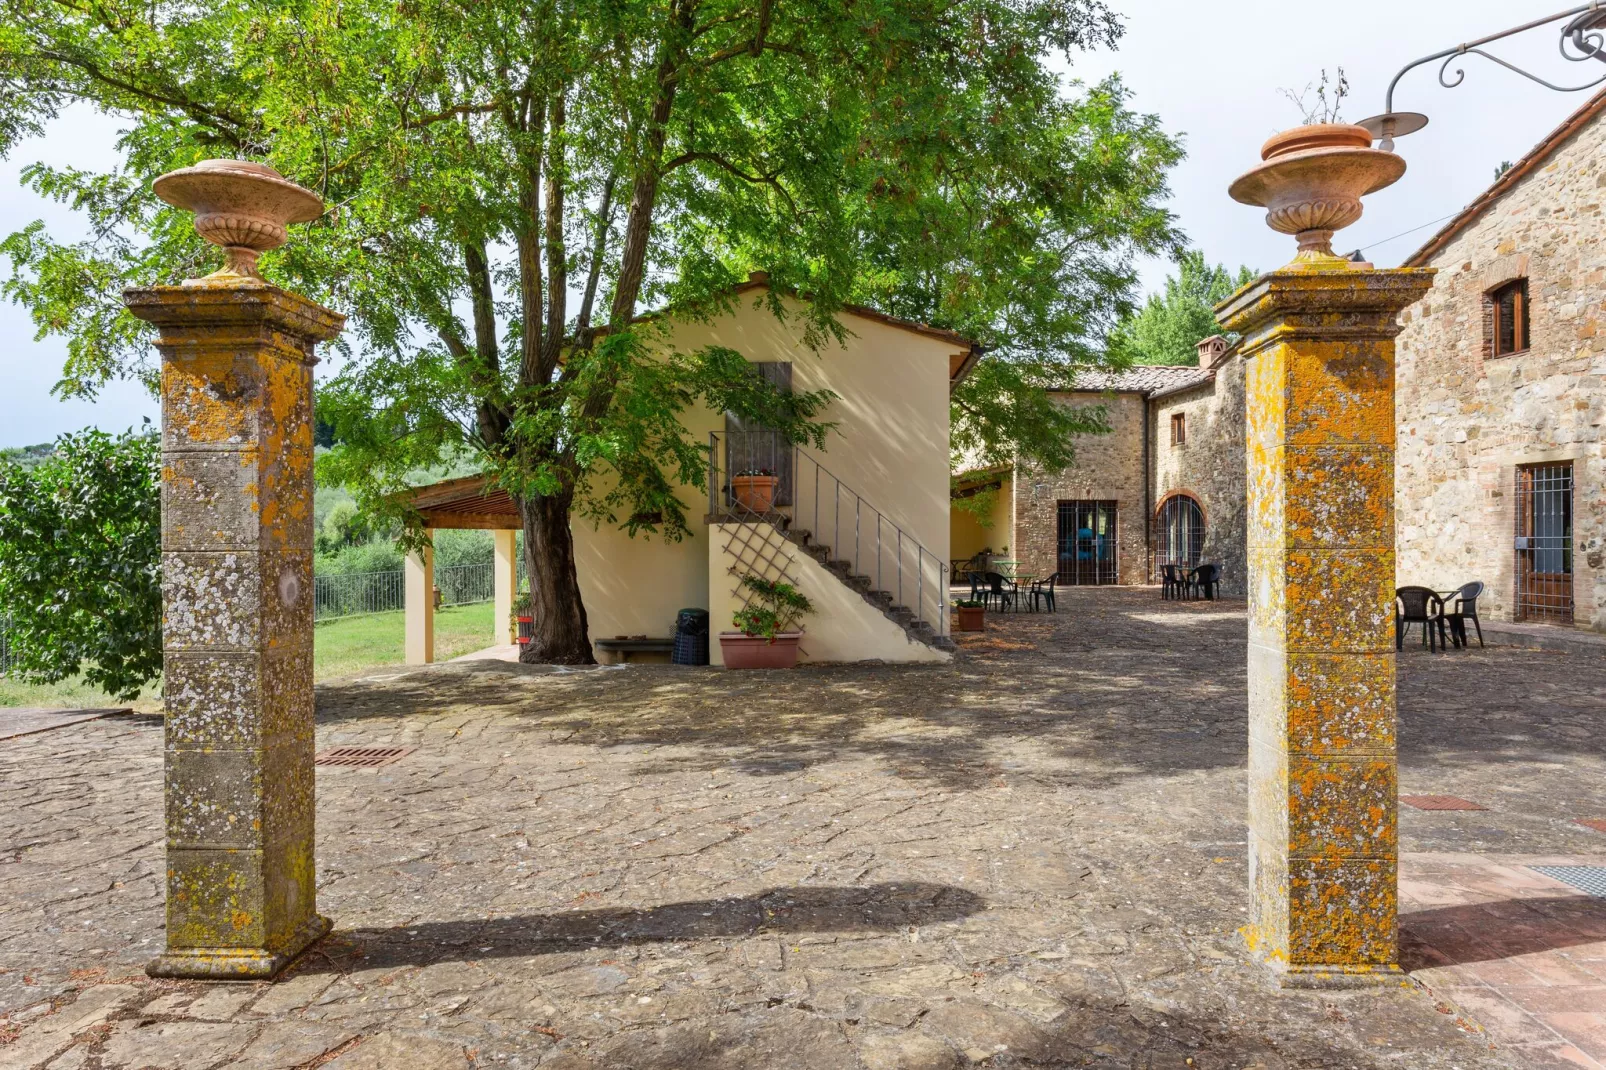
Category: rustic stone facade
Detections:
[
  {"x1": 1395, "y1": 92, "x2": 1606, "y2": 633},
  {"x1": 1013, "y1": 389, "x2": 1149, "y2": 585},
  {"x1": 1151, "y1": 339, "x2": 1249, "y2": 595}
]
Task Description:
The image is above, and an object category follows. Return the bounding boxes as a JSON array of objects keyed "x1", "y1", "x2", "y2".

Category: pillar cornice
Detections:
[
  {"x1": 124, "y1": 279, "x2": 345, "y2": 364},
  {"x1": 1218, "y1": 266, "x2": 1435, "y2": 358}
]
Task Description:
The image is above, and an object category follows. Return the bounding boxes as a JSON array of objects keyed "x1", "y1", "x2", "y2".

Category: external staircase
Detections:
[{"x1": 709, "y1": 432, "x2": 955, "y2": 655}]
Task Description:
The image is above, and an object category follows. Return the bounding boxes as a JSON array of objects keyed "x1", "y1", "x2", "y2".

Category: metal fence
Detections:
[{"x1": 312, "y1": 562, "x2": 495, "y2": 622}]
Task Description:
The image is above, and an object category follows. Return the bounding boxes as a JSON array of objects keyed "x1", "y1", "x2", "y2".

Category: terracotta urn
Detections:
[
  {"x1": 152, "y1": 159, "x2": 324, "y2": 280},
  {"x1": 1228, "y1": 124, "x2": 1405, "y2": 260},
  {"x1": 730, "y1": 474, "x2": 780, "y2": 514}
]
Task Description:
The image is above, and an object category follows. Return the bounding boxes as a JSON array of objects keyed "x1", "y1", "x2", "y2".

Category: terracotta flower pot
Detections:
[
  {"x1": 151, "y1": 159, "x2": 325, "y2": 279},
  {"x1": 956, "y1": 606, "x2": 986, "y2": 632},
  {"x1": 730, "y1": 474, "x2": 780, "y2": 514},
  {"x1": 1228, "y1": 123, "x2": 1405, "y2": 259},
  {"x1": 719, "y1": 631, "x2": 802, "y2": 668}
]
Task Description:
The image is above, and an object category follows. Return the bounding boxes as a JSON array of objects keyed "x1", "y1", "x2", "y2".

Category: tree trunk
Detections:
[{"x1": 517, "y1": 491, "x2": 594, "y2": 664}]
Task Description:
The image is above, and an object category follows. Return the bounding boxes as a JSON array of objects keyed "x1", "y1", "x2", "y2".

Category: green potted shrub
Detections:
[
  {"x1": 513, "y1": 592, "x2": 534, "y2": 646},
  {"x1": 954, "y1": 598, "x2": 986, "y2": 632},
  {"x1": 720, "y1": 575, "x2": 813, "y2": 668}
]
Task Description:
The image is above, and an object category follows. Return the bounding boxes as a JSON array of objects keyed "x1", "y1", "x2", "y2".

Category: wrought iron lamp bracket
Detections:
[{"x1": 1359, "y1": 2, "x2": 1606, "y2": 149}]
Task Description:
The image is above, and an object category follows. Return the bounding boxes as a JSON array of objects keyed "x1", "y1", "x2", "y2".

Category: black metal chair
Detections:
[
  {"x1": 1189, "y1": 564, "x2": 1220, "y2": 601},
  {"x1": 983, "y1": 571, "x2": 1016, "y2": 612},
  {"x1": 1160, "y1": 563, "x2": 1184, "y2": 600},
  {"x1": 1396, "y1": 586, "x2": 1448, "y2": 652},
  {"x1": 1443, "y1": 581, "x2": 1486, "y2": 649},
  {"x1": 1030, "y1": 573, "x2": 1058, "y2": 613}
]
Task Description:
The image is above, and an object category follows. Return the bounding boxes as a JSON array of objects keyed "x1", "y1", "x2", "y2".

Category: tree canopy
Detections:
[
  {"x1": 1108, "y1": 251, "x2": 1256, "y2": 367},
  {"x1": 2, "y1": 0, "x2": 1183, "y2": 659}
]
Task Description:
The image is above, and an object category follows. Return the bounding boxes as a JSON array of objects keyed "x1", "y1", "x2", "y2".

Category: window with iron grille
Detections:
[
  {"x1": 1170, "y1": 412, "x2": 1186, "y2": 445},
  {"x1": 1056, "y1": 500, "x2": 1119, "y2": 585},
  {"x1": 1490, "y1": 279, "x2": 1530, "y2": 357},
  {"x1": 1514, "y1": 461, "x2": 1573, "y2": 625},
  {"x1": 1156, "y1": 495, "x2": 1205, "y2": 571}
]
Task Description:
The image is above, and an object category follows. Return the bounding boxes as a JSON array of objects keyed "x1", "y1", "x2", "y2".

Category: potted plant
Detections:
[
  {"x1": 729, "y1": 468, "x2": 780, "y2": 513},
  {"x1": 720, "y1": 575, "x2": 813, "y2": 669},
  {"x1": 513, "y1": 593, "x2": 534, "y2": 646},
  {"x1": 954, "y1": 598, "x2": 986, "y2": 632}
]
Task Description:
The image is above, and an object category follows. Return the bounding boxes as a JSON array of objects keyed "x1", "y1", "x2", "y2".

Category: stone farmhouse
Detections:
[
  {"x1": 1394, "y1": 90, "x2": 1605, "y2": 634},
  {"x1": 952, "y1": 335, "x2": 1249, "y2": 596},
  {"x1": 956, "y1": 89, "x2": 1605, "y2": 636}
]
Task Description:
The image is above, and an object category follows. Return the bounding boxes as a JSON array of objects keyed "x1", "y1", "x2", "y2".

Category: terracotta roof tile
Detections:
[{"x1": 1060, "y1": 365, "x2": 1214, "y2": 396}]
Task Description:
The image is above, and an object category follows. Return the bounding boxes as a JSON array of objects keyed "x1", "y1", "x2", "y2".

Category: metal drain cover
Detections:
[
  {"x1": 1530, "y1": 866, "x2": 1606, "y2": 899},
  {"x1": 315, "y1": 746, "x2": 416, "y2": 769}
]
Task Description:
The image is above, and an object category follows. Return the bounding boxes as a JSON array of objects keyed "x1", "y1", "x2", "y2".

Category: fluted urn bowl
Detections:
[
  {"x1": 153, "y1": 160, "x2": 324, "y2": 279},
  {"x1": 1228, "y1": 124, "x2": 1405, "y2": 259}
]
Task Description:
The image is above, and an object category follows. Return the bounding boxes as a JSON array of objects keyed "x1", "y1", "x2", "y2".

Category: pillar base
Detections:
[
  {"x1": 146, "y1": 913, "x2": 331, "y2": 980},
  {"x1": 1271, "y1": 961, "x2": 1407, "y2": 990}
]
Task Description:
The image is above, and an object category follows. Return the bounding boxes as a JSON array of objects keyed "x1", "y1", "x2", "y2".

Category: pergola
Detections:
[{"x1": 400, "y1": 475, "x2": 522, "y2": 664}]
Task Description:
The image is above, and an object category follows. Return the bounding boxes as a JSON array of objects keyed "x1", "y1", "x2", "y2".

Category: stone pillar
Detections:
[
  {"x1": 1218, "y1": 262, "x2": 1433, "y2": 985},
  {"x1": 494, "y1": 529, "x2": 518, "y2": 645},
  {"x1": 405, "y1": 534, "x2": 435, "y2": 664},
  {"x1": 126, "y1": 281, "x2": 343, "y2": 979}
]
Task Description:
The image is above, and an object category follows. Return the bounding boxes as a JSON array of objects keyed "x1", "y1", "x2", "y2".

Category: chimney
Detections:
[{"x1": 1196, "y1": 334, "x2": 1233, "y2": 368}]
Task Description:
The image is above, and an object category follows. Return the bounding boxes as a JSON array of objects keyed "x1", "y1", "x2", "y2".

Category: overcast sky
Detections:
[{"x1": 1, "y1": 0, "x2": 1597, "y2": 447}]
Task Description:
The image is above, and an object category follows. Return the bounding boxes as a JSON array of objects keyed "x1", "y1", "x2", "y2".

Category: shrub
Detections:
[{"x1": 731, "y1": 575, "x2": 814, "y2": 640}]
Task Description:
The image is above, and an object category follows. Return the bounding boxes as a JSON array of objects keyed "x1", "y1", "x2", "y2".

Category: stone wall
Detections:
[
  {"x1": 1014, "y1": 392, "x2": 1148, "y2": 585},
  {"x1": 1396, "y1": 112, "x2": 1606, "y2": 632},
  {"x1": 1150, "y1": 356, "x2": 1249, "y2": 595}
]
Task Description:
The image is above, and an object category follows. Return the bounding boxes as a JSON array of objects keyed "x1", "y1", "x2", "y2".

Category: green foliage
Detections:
[
  {"x1": 0, "y1": 442, "x2": 54, "y2": 470},
  {"x1": 0, "y1": 427, "x2": 161, "y2": 699},
  {"x1": 732, "y1": 575, "x2": 814, "y2": 640},
  {"x1": 1108, "y1": 251, "x2": 1257, "y2": 367},
  {"x1": 1, "y1": 0, "x2": 1183, "y2": 639},
  {"x1": 951, "y1": 484, "x2": 1000, "y2": 529},
  {"x1": 953, "y1": 598, "x2": 985, "y2": 609}
]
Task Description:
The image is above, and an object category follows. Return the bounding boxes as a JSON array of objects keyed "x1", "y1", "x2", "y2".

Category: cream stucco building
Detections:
[{"x1": 404, "y1": 274, "x2": 977, "y2": 665}]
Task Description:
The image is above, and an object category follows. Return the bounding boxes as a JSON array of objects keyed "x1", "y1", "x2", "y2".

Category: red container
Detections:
[
  {"x1": 956, "y1": 606, "x2": 985, "y2": 632},
  {"x1": 719, "y1": 632, "x2": 802, "y2": 669},
  {"x1": 516, "y1": 615, "x2": 534, "y2": 645},
  {"x1": 730, "y1": 474, "x2": 779, "y2": 513}
]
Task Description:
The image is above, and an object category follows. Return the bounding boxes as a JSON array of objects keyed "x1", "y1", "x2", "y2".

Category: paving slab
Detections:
[
  {"x1": 2, "y1": 588, "x2": 1604, "y2": 1068},
  {"x1": 0, "y1": 708, "x2": 129, "y2": 741}
]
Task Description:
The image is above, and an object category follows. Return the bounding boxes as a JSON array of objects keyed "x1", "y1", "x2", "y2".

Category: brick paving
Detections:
[{"x1": 1, "y1": 587, "x2": 1604, "y2": 1069}]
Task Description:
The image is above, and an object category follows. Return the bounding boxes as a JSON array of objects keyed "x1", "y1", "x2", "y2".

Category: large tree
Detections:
[
  {"x1": 1, "y1": 0, "x2": 1181, "y2": 662},
  {"x1": 1107, "y1": 250, "x2": 1256, "y2": 367}
]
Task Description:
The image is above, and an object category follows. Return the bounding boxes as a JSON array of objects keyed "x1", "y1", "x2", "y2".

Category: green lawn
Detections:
[{"x1": 0, "y1": 601, "x2": 503, "y2": 710}]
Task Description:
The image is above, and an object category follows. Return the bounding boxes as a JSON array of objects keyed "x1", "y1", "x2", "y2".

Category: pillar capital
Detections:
[
  {"x1": 1218, "y1": 265, "x2": 1435, "y2": 354},
  {"x1": 124, "y1": 280, "x2": 345, "y2": 365}
]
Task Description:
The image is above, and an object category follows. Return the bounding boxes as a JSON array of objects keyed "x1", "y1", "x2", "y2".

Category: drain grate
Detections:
[
  {"x1": 1530, "y1": 866, "x2": 1606, "y2": 899},
  {"x1": 315, "y1": 746, "x2": 416, "y2": 769},
  {"x1": 1401, "y1": 795, "x2": 1487, "y2": 811},
  {"x1": 1576, "y1": 818, "x2": 1606, "y2": 835}
]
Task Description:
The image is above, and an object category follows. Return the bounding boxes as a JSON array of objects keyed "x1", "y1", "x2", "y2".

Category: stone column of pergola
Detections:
[
  {"x1": 126, "y1": 160, "x2": 343, "y2": 978},
  {"x1": 1222, "y1": 124, "x2": 1434, "y2": 985}
]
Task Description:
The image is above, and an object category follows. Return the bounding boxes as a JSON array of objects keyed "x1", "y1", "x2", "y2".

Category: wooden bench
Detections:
[{"x1": 593, "y1": 637, "x2": 675, "y2": 664}]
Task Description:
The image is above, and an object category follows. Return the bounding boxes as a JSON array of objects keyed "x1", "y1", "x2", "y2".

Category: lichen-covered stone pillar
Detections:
[
  {"x1": 405, "y1": 534, "x2": 435, "y2": 664},
  {"x1": 494, "y1": 529, "x2": 517, "y2": 644},
  {"x1": 1218, "y1": 262, "x2": 1432, "y2": 985},
  {"x1": 126, "y1": 280, "x2": 343, "y2": 979}
]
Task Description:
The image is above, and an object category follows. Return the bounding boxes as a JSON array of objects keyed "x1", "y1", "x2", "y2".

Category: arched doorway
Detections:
[{"x1": 1156, "y1": 494, "x2": 1205, "y2": 572}]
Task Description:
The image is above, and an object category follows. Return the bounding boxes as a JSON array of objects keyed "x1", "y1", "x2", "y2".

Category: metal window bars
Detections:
[
  {"x1": 1514, "y1": 462, "x2": 1575, "y2": 624},
  {"x1": 709, "y1": 430, "x2": 949, "y2": 638}
]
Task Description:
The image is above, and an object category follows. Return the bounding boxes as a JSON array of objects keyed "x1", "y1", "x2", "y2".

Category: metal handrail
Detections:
[{"x1": 709, "y1": 430, "x2": 949, "y2": 637}]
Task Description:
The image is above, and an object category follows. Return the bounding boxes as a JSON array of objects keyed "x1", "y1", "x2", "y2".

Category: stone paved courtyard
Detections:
[{"x1": 2, "y1": 587, "x2": 1604, "y2": 1069}]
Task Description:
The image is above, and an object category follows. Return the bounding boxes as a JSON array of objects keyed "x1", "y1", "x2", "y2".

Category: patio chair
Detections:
[
  {"x1": 1160, "y1": 563, "x2": 1184, "y2": 601},
  {"x1": 1030, "y1": 573, "x2": 1058, "y2": 613},
  {"x1": 1189, "y1": 564, "x2": 1220, "y2": 601},
  {"x1": 983, "y1": 571, "x2": 1017, "y2": 612},
  {"x1": 1443, "y1": 581, "x2": 1486, "y2": 649},
  {"x1": 1396, "y1": 586, "x2": 1448, "y2": 652}
]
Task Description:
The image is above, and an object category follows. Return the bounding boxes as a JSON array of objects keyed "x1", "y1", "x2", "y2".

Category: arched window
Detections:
[{"x1": 1157, "y1": 495, "x2": 1205, "y2": 570}]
